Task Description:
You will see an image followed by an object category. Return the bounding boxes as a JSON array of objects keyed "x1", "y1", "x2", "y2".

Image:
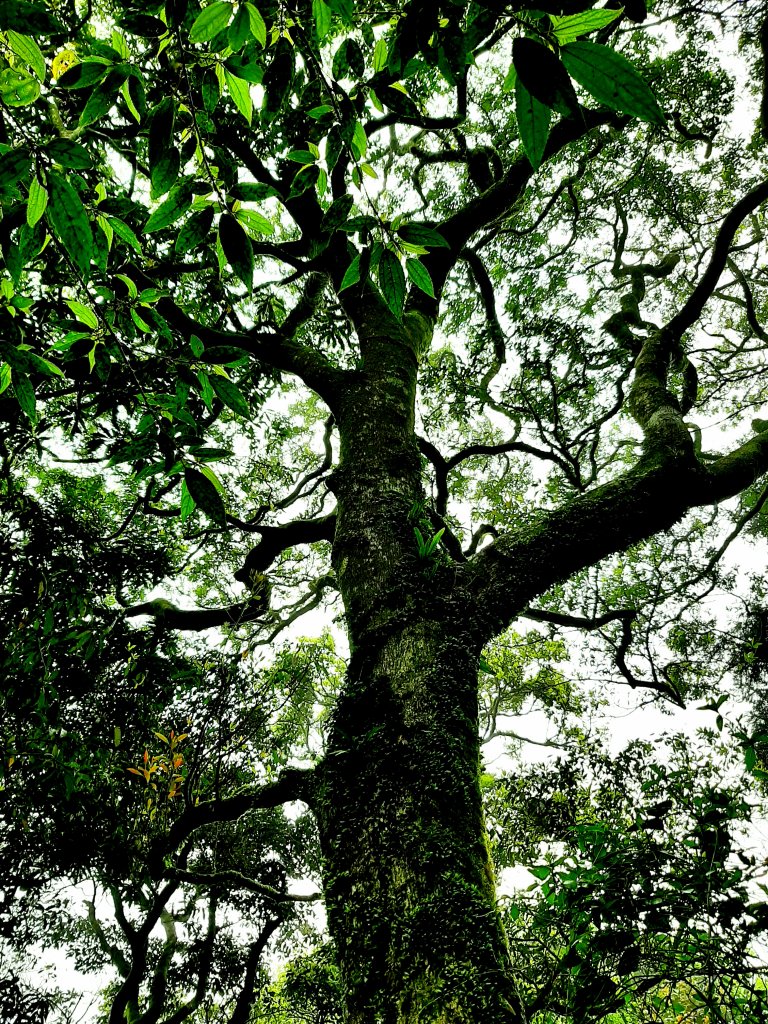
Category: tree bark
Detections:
[
  {"x1": 314, "y1": 298, "x2": 525, "y2": 1022},
  {"x1": 316, "y1": 626, "x2": 524, "y2": 1024}
]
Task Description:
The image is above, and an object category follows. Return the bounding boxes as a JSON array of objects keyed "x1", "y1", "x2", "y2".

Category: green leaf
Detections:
[
  {"x1": 405, "y1": 258, "x2": 435, "y2": 298},
  {"x1": 189, "y1": 1, "x2": 233, "y2": 43},
  {"x1": 150, "y1": 149, "x2": 180, "y2": 199},
  {"x1": 286, "y1": 149, "x2": 317, "y2": 165},
  {"x1": 550, "y1": 9, "x2": 622, "y2": 44},
  {"x1": 148, "y1": 97, "x2": 176, "y2": 191},
  {"x1": 339, "y1": 254, "x2": 361, "y2": 291},
  {"x1": 224, "y1": 68, "x2": 252, "y2": 122},
  {"x1": 26, "y1": 178, "x2": 48, "y2": 228},
  {"x1": 502, "y1": 63, "x2": 516, "y2": 94},
  {"x1": 235, "y1": 208, "x2": 274, "y2": 235},
  {"x1": 373, "y1": 38, "x2": 388, "y2": 72},
  {"x1": 211, "y1": 375, "x2": 251, "y2": 417},
  {"x1": 180, "y1": 478, "x2": 195, "y2": 521},
  {"x1": 57, "y1": 60, "x2": 111, "y2": 90},
  {"x1": 199, "y1": 346, "x2": 249, "y2": 364},
  {"x1": 6, "y1": 30, "x2": 46, "y2": 81},
  {"x1": 397, "y1": 223, "x2": 450, "y2": 249},
  {"x1": 114, "y1": 273, "x2": 138, "y2": 298},
  {"x1": 224, "y1": 56, "x2": 262, "y2": 82},
  {"x1": 46, "y1": 139, "x2": 92, "y2": 169},
  {"x1": 218, "y1": 212, "x2": 254, "y2": 289},
  {"x1": 513, "y1": 36, "x2": 580, "y2": 118},
  {"x1": 321, "y1": 194, "x2": 355, "y2": 234},
  {"x1": 230, "y1": 181, "x2": 280, "y2": 202},
  {"x1": 560, "y1": 41, "x2": 665, "y2": 124},
  {"x1": 13, "y1": 372, "x2": 35, "y2": 421},
  {"x1": 27, "y1": 352, "x2": 63, "y2": 377},
  {"x1": 313, "y1": 0, "x2": 332, "y2": 39},
  {"x1": 245, "y1": 3, "x2": 266, "y2": 46},
  {"x1": 227, "y1": 3, "x2": 251, "y2": 49},
  {"x1": 0, "y1": 147, "x2": 31, "y2": 188},
  {"x1": 66, "y1": 300, "x2": 98, "y2": 329},
  {"x1": 326, "y1": 0, "x2": 353, "y2": 25},
  {"x1": 0, "y1": 362, "x2": 10, "y2": 395},
  {"x1": 333, "y1": 38, "x2": 364, "y2": 81},
  {"x1": 515, "y1": 78, "x2": 552, "y2": 170},
  {"x1": 184, "y1": 467, "x2": 226, "y2": 524},
  {"x1": 46, "y1": 170, "x2": 92, "y2": 280},
  {"x1": 378, "y1": 249, "x2": 405, "y2": 318},
  {"x1": 144, "y1": 182, "x2": 193, "y2": 232},
  {"x1": 107, "y1": 216, "x2": 143, "y2": 253},
  {"x1": 287, "y1": 163, "x2": 320, "y2": 199},
  {"x1": 325, "y1": 125, "x2": 344, "y2": 171},
  {"x1": 0, "y1": 67, "x2": 40, "y2": 105},
  {"x1": 0, "y1": 1, "x2": 63, "y2": 33},
  {"x1": 175, "y1": 206, "x2": 215, "y2": 253},
  {"x1": 200, "y1": 465, "x2": 225, "y2": 492},
  {"x1": 79, "y1": 67, "x2": 130, "y2": 127}
]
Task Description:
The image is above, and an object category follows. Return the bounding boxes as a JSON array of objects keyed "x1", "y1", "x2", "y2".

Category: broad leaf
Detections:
[
  {"x1": 0, "y1": 148, "x2": 31, "y2": 188},
  {"x1": 211, "y1": 376, "x2": 251, "y2": 418},
  {"x1": 397, "y1": 223, "x2": 450, "y2": 249},
  {"x1": 184, "y1": 467, "x2": 226, "y2": 524},
  {"x1": 339, "y1": 254, "x2": 361, "y2": 291},
  {"x1": 405, "y1": 258, "x2": 435, "y2": 298},
  {"x1": 0, "y1": 67, "x2": 40, "y2": 105},
  {"x1": 515, "y1": 78, "x2": 552, "y2": 170},
  {"x1": 175, "y1": 207, "x2": 215, "y2": 253},
  {"x1": 561, "y1": 41, "x2": 665, "y2": 124},
  {"x1": 550, "y1": 9, "x2": 622, "y2": 45},
  {"x1": 512, "y1": 36, "x2": 580, "y2": 118},
  {"x1": 218, "y1": 212, "x2": 254, "y2": 289},
  {"x1": 189, "y1": 1, "x2": 233, "y2": 43},
  {"x1": 46, "y1": 139, "x2": 92, "y2": 169},
  {"x1": 26, "y1": 176, "x2": 47, "y2": 227},
  {"x1": 378, "y1": 249, "x2": 405, "y2": 318},
  {"x1": 144, "y1": 183, "x2": 193, "y2": 233},
  {"x1": 46, "y1": 171, "x2": 92, "y2": 280},
  {"x1": 5, "y1": 30, "x2": 46, "y2": 81},
  {"x1": 224, "y1": 69, "x2": 253, "y2": 122}
]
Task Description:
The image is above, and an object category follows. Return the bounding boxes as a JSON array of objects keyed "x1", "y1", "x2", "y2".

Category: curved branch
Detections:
[
  {"x1": 125, "y1": 597, "x2": 269, "y2": 631},
  {"x1": 165, "y1": 767, "x2": 315, "y2": 855},
  {"x1": 664, "y1": 180, "x2": 768, "y2": 342},
  {"x1": 234, "y1": 514, "x2": 336, "y2": 582},
  {"x1": 409, "y1": 109, "x2": 626, "y2": 316},
  {"x1": 461, "y1": 429, "x2": 768, "y2": 650},
  {"x1": 170, "y1": 868, "x2": 321, "y2": 903}
]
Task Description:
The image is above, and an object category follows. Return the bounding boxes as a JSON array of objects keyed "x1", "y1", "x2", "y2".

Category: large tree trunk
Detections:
[
  {"x1": 315, "y1": 626, "x2": 524, "y2": 1023},
  {"x1": 313, "y1": 300, "x2": 525, "y2": 1021}
]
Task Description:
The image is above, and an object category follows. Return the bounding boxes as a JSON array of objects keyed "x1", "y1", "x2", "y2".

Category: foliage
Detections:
[{"x1": 3, "y1": 0, "x2": 768, "y2": 1020}]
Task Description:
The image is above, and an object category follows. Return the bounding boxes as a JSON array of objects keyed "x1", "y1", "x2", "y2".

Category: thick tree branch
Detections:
[
  {"x1": 461, "y1": 430, "x2": 768, "y2": 649},
  {"x1": 170, "y1": 867, "x2": 321, "y2": 903},
  {"x1": 410, "y1": 109, "x2": 626, "y2": 316},
  {"x1": 228, "y1": 921, "x2": 282, "y2": 1024},
  {"x1": 122, "y1": 264, "x2": 344, "y2": 404},
  {"x1": 125, "y1": 596, "x2": 269, "y2": 631},
  {"x1": 234, "y1": 513, "x2": 336, "y2": 582},
  {"x1": 164, "y1": 767, "x2": 314, "y2": 856}
]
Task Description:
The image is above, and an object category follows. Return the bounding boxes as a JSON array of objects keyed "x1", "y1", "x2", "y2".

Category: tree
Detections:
[{"x1": 3, "y1": 0, "x2": 768, "y2": 1020}]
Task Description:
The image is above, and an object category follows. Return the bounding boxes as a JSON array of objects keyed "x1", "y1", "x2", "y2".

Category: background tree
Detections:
[{"x1": 4, "y1": 0, "x2": 768, "y2": 1021}]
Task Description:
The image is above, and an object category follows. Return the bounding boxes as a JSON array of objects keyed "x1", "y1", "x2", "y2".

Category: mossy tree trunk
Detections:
[{"x1": 311, "y1": 295, "x2": 525, "y2": 1022}]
